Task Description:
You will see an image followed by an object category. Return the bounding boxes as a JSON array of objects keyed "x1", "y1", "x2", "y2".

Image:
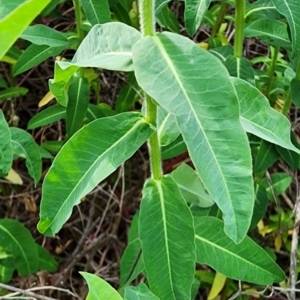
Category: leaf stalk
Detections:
[{"x1": 234, "y1": 0, "x2": 245, "y2": 58}]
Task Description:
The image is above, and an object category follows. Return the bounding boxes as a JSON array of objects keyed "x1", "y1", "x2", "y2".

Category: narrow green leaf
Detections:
[
  {"x1": 139, "y1": 176, "x2": 196, "y2": 300},
  {"x1": 36, "y1": 244, "x2": 58, "y2": 272},
  {"x1": 41, "y1": 140, "x2": 64, "y2": 153},
  {"x1": 66, "y1": 76, "x2": 89, "y2": 137},
  {"x1": 224, "y1": 56, "x2": 255, "y2": 85},
  {"x1": 133, "y1": 32, "x2": 254, "y2": 243},
  {"x1": 0, "y1": 87, "x2": 28, "y2": 100},
  {"x1": 115, "y1": 85, "x2": 137, "y2": 113},
  {"x1": 38, "y1": 112, "x2": 154, "y2": 236},
  {"x1": 195, "y1": 216, "x2": 285, "y2": 284},
  {"x1": 20, "y1": 24, "x2": 69, "y2": 46},
  {"x1": 161, "y1": 135, "x2": 187, "y2": 160},
  {"x1": 0, "y1": 0, "x2": 51, "y2": 59},
  {"x1": 272, "y1": 0, "x2": 300, "y2": 60},
  {"x1": 232, "y1": 77, "x2": 300, "y2": 153},
  {"x1": 157, "y1": 107, "x2": 180, "y2": 147},
  {"x1": 171, "y1": 164, "x2": 214, "y2": 207},
  {"x1": 254, "y1": 140, "x2": 279, "y2": 173},
  {"x1": 80, "y1": 272, "x2": 123, "y2": 300},
  {"x1": 13, "y1": 44, "x2": 66, "y2": 75},
  {"x1": 27, "y1": 104, "x2": 66, "y2": 130},
  {"x1": 124, "y1": 283, "x2": 160, "y2": 300},
  {"x1": 0, "y1": 110, "x2": 13, "y2": 175},
  {"x1": 291, "y1": 78, "x2": 300, "y2": 107},
  {"x1": 184, "y1": 0, "x2": 210, "y2": 35},
  {"x1": 0, "y1": 219, "x2": 39, "y2": 276},
  {"x1": 81, "y1": 0, "x2": 111, "y2": 25},
  {"x1": 209, "y1": 45, "x2": 234, "y2": 62},
  {"x1": 157, "y1": 5, "x2": 180, "y2": 33},
  {"x1": 10, "y1": 127, "x2": 42, "y2": 185},
  {"x1": 244, "y1": 19, "x2": 291, "y2": 50},
  {"x1": 0, "y1": 265, "x2": 14, "y2": 284}
]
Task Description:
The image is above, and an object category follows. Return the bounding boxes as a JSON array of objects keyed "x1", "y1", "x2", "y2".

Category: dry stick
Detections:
[
  {"x1": 0, "y1": 283, "x2": 64, "y2": 300},
  {"x1": 290, "y1": 172, "x2": 300, "y2": 300}
]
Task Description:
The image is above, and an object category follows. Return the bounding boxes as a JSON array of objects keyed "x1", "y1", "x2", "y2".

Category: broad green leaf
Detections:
[
  {"x1": 245, "y1": 0, "x2": 277, "y2": 19},
  {"x1": 232, "y1": 77, "x2": 300, "y2": 153},
  {"x1": 0, "y1": 87, "x2": 28, "y2": 100},
  {"x1": 80, "y1": 272, "x2": 123, "y2": 300},
  {"x1": 139, "y1": 176, "x2": 195, "y2": 300},
  {"x1": 157, "y1": 5, "x2": 180, "y2": 33},
  {"x1": 0, "y1": 219, "x2": 39, "y2": 276},
  {"x1": 66, "y1": 76, "x2": 89, "y2": 137},
  {"x1": 157, "y1": 107, "x2": 180, "y2": 147},
  {"x1": 10, "y1": 127, "x2": 42, "y2": 185},
  {"x1": 0, "y1": 0, "x2": 51, "y2": 59},
  {"x1": 124, "y1": 283, "x2": 160, "y2": 300},
  {"x1": 133, "y1": 32, "x2": 254, "y2": 243},
  {"x1": 184, "y1": 0, "x2": 210, "y2": 35},
  {"x1": 20, "y1": 24, "x2": 69, "y2": 46},
  {"x1": 161, "y1": 135, "x2": 187, "y2": 160},
  {"x1": 13, "y1": 44, "x2": 66, "y2": 75},
  {"x1": 38, "y1": 112, "x2": 154, "y2": 236},
  {"x1": 209, "y1": 45, "x2": 234, "y2": 62},
  {"x1": 72, "y1": 23, "x2": 141, "y2": 71},
  {"x1": 171, "y1": 163, "x2": 214, "y2": 207},
  {"x1": 50, "y1": 23, "x2": 141, "y2": 105},
  {"x1": 81, "y1": 0, "x2": 111, "y2": 25},
  {"x1": 195, "y1": 216, "x2": 285, "y2": 284},
  {"x1": 27, "y1": 104, "x2": 66, "y2": 130},
  {"x1": 0, "y1": 110, "x2": 13, "y2": 175},
  {"x1": 85, "y1": 104, "x2": 108, "y2": 122},
  {"x1": 244, "y1": 19, "x2": 291, "y2": 50},
  {"x1": 254, "y1": 140, "x2": 279, "y2": 173},
  {"x1": 224, "y1": 56, "x2": 255, "y2": 85},
  {"x1": 272, "y1": 0, "x2": 300, "y2": 60},
  {"x1": 36, "y1": 244, "x2": 58, "y2": 272}
]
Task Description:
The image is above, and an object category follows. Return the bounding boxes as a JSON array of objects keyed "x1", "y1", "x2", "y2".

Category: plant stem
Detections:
[
  {"x1": 73, "y1": 0, "x2": 84, "y2": 43},
  {"x1": 211, "y1": 2, "x2": 228, "y2": 38},
  {"x1": 265, "y1": 46, "x2": 279, "y2": 98},
  {"x1": 234, "y1": 0, "x2": 245, "y2": 58},
  {"x1": 282, "y1": 60, "x2": 300, "y2": 115},
  {"x1": 138, "y1": 0, "x2": 162, "y2": 179}
]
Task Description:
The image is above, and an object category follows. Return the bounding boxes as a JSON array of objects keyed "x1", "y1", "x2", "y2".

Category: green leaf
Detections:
[
  {"x1": 0, "y1": 219, "x2": 39, "y2": 276},
  {"x1": 0, "y1": 0, "x2": 51, "y2": 59},
  {"x1": 10, "y1": 127, "x2": 42, "y2": 185},
  {"x1": 171, "y1": 163, "x2": 214, "y2": 207},
  {"x1": 81, "y1": 0, "x2": 111, "y2": 25},
  {"x1": 184, "y1": 0, "x2": 210, "y2": 35},
  {"x1": 124, "y1": 283, "x2": 160, "y2": 300},
  {"x1": 232, "y1": 77, "x2": 300, "y2": 153},
  {"x1": 209, "y1": 45, "x2": 234, "y2": 62},
  {"x1": 195, "y1": 216, "x2": 285, "y2": 284},
  {"x1": 133, "y1": 32, "x2": 254, "y2": 243},
  {"x1": 157, "y1": 5, "x2": 180, "y2": 33},
  {"x1": 291, "y1": 78, "x2": 300, "y2": 107},
  {"x1": 41, "y1": 140, "x2": 64, "y2": 153},
  {"x1": 115, "y1": 84, "x2": 137, "y2": 113},
  {"x1": 157, "y1": 107, "x2": 180, "y2": 147},
  {"x1": 80, "y1": 272, "x2": 123, "y2": 300},
  {"x1": 244, "y1": 19, "x2": 291, "y2": 50},
  {"x1": 139, "y1": 176, "x2": 196, "y2": 300},
  {"x1": 38, "y1": 112, "x2": 154, "y2": 236},
  {"x1": 50, "y1": 23, "x2": 141, "y2": 105},
  {"x1": 0, "y1": 87, "x2": 28, "y2": 100},
  {"x1": 224, "y1": 56, "x2": 255, "y2": 85},
  {"x1": 271, "y1": 0, "x2": 300, "y2": 60},
  {"x1": 66, "y1": 76, "x2": 89, "y2": 137},
  {"x1": 27, "y1": 104, "x2": 66, "y2": 130},
  {"x1": 20, "y1": 24, "x2": 69, "y2": 46},
  {"x1": 0, "y1": 265, "x2": 14, "y2": 284},
  {"x1": 254, "y1": 140, "x2": 279, "y2": 173},
  {"x1": 161, "y1": 135, "x2": 187, "y2": 160},
  {"x1": 13, "y1": 44, "x2": 66, "y2": 75},
  {"x1": 0, "y1": 110, "x2": 13, "y2": 175},
  {"x1": 36, "y1": 244, "x2": 58, "y2": 272}
]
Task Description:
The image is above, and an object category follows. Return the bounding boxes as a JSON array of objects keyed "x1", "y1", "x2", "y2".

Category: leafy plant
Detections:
[{"x1": 1, "y1": 0, "x2": 300, "y2": 298}]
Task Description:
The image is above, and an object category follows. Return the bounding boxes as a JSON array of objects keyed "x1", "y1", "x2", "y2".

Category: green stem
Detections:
[
  {"x1": 282, "y1": 60, "x2": 300, "y2": 115},
  {"x1": 138, "y1": 0, "x2": 162, "y2": 179},
  {"x1": 265, "y1": 46, "x2": 279, "y2": 98},
  {"x1": 211, "y1": 2, "x2": 228, "y2": 38},
  {"x1": 73, "y1": 0, "x2": 84, "y2": 43},
  {"x1": 234, "y1": 0, "x2": 245, "y2": 58}
]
